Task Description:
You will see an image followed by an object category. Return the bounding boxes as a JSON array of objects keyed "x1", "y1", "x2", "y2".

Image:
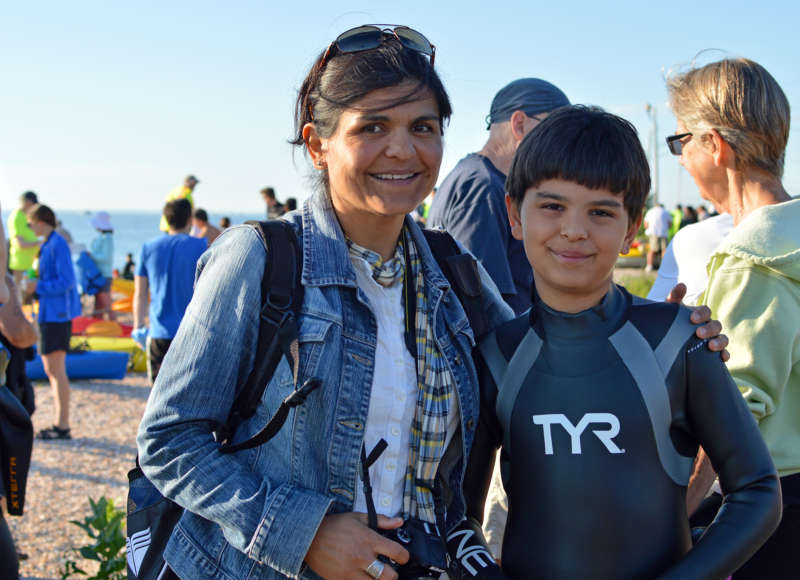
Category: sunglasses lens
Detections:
[
  {"x1": 394, "y1": 26, "x2": 433, "y2": 56},
  {"x1": 667, "y1": 140, "x2": 678, "y2": 155},
  {"x1": 335, "y1": 26, "x2": 383, "y2": 53}
]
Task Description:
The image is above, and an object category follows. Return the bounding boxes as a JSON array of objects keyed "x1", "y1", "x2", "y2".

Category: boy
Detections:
[{"x1": 447, "y1": 107, "x2": 781, "y2": 579}]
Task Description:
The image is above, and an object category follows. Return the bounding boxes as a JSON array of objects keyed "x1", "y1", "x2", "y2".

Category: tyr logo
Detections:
[{"x1": 532, "y1": 413, "x2": 625, "y2": 455}]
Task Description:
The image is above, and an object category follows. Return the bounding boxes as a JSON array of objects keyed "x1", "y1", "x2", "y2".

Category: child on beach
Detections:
[{"x1": 447, "y1": 106, "x2": 781, "y2": 579}]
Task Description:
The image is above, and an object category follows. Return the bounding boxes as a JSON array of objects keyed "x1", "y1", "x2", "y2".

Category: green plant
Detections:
[
  {"x1": 60, "y1": 496, "x2": 127, "y2": 580},
  {"x1": 617, "y1": 273, "x2": 656, "y2": 298}
]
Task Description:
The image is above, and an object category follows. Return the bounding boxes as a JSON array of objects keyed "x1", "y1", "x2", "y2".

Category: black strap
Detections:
[
  {"x1": 422, "y1": 229, "x2": 489, "y2": 339},
  {"x1": 219, "y1": 220, "x2": 314, "y2": 454},
  {"x1": 360, "y1": 439, "x2": 389, "y2": 530}
]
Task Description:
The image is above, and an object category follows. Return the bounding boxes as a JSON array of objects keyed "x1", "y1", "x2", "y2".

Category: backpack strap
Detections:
[
  {"x1": 422, "y1": 229, "x2": 489, "y2": 340},
  {"x1": 219, "y1": 220, "x2": 319, "y2": 454}
]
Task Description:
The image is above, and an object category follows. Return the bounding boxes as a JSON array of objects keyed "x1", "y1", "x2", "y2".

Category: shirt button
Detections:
[
  {"x1": 396, "y1": 392, "x2": 406, "y2": 402},
  {"x1": 386, "y1": 462, "x2": 396, "y2": 471},
  {"x1": 454, "y1": 355, "x2": 462, "y2": 366},
  {"x1": 381, "y1": 497, "x2": 391, "y2": 507},
  {"x1": 391, "y1": 427, "x2": 400, "y2": 436}
]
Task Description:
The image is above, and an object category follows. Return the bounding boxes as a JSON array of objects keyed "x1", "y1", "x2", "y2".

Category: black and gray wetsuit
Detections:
[{"x1": 464, "y1": 284, "x2": 780, "y2": 579}]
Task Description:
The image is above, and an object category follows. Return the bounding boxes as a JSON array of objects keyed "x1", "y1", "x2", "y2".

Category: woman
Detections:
[
  {"x1": 668, "y1": 57, "x2": 799, "y2": 579},
  {"x1": 139, "y1": 26, "x2": 512, "y2": 580},
  {"x1": 24, "y1": 204, "x2": 81, "y2": 440},
  {"x1": 138, "y1": 26, "x2": 725, "y2": 580},
  {"x1": 88, "y1": 211, "x2": 114, "y2": 319}
]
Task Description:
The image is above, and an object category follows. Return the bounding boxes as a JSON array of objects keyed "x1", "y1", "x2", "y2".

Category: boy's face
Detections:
[{"x1": 506, "y1": 179, "x2": 640, "y2": 313}]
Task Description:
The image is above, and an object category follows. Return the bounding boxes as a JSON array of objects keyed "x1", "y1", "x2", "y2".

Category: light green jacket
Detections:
[{"x1": 702, "y1": 198, "x2": 800, "y2": 477}]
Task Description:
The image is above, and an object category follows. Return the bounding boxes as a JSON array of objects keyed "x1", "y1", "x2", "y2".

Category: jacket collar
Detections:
[{"x1": 300, "y1": 189, "x2": 450, "y2": 291}]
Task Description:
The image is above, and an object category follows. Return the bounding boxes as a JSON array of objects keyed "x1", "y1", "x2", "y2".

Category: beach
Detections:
[{"x1": 9, "y1": 372, "x2": 149, "y2": 580}]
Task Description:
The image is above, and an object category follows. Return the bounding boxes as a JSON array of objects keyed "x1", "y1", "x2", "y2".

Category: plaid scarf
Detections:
[
  {"x1": 347, "y1": 230, "x2": 455, "y2": 524},
  {"x1": 346, "y1": 238, "x2": 405, "y2": 288}
]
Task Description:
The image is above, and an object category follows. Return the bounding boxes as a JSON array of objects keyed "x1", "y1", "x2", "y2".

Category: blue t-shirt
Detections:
[
  {"x1": 428, "y1": 153, "x2": 532, "y2": 315},
  {"x1": 136, "y1": 234, "x2": 207, "y2": 339}
]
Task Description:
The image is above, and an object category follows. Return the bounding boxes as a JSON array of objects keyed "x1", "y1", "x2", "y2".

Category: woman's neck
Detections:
[
  {"x1": 726, "y1": 171, "x2": 791, "y2": 225},
  {"x1": 332, "y1": 202, "x2": 405, "y2": 261}
]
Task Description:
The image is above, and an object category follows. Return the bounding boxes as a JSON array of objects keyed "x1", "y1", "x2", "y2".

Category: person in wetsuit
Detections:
[{"x1": 448, "y1": 106, "x2": 780, "y2": 580}]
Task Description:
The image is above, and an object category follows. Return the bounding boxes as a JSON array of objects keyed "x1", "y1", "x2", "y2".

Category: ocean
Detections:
[{"x1": 2, "y1": 209, "x2": 268, "y2": 273}]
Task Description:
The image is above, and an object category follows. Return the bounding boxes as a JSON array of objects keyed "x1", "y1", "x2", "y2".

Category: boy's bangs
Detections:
[{"x1": 507, "y1": 106, "x2": 651, "y2": 220}]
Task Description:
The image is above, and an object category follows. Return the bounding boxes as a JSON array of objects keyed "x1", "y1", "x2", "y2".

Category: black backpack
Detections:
[{"x1": 125, "y1": 222, "x2": 487, "y2": 580}]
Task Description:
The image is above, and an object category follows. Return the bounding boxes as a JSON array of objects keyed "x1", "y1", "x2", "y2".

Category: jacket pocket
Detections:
[
  {"x1": 444, "y1": 314, "x2": 476, "y2": 349},
  {"x1": 275, "y1": 315, "x2": 335, "y2": 389}
]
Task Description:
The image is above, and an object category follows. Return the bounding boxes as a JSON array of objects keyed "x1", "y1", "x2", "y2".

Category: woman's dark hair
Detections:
[
  {"x1": 292, "y1": 33, "x2": 452, "y2": 149},
  {"x1": 506, "y1": 105, "x2": 651, "y2": 222},
  {"x1": 27, "y1": 203, "x2": 56, "y2": 227}
]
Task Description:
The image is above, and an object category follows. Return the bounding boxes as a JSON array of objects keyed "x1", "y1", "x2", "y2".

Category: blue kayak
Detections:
[{"x1": 26, "y1": 350, "x2": 129, "y2": 380}]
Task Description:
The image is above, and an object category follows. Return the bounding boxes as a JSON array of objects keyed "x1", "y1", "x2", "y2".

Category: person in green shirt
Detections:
[
  {"x1": 6, "y1": 191, "x2": 40, "y2": 288},
  {"x1": 159, "y1": 175, "x2": 199, "y2": 232}
]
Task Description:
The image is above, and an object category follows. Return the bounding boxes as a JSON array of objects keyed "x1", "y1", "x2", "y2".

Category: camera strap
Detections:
[{"x1": 360, "y1": 438, "x2": 389, "y2": 531}]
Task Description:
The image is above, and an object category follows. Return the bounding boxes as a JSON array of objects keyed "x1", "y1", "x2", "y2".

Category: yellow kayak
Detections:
[
  {"x1": 111, "y1": 278, "x2": 135, "y2": 296},
  {"x1": 70, "y1": 336, "x2": 147, "y2": 373}
]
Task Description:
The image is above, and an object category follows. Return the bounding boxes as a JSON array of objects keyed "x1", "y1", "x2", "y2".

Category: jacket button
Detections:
[
  {"x1": 454, "y1": 356, "x2": 462, "y2": 366},
  {"x1": 466, "y1": 418, "x2": 475, "y2": 431}
]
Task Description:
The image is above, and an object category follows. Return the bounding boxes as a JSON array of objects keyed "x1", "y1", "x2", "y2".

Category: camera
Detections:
[{"x1": 379, "y1": 518, "x2": 450, "y2": 579}]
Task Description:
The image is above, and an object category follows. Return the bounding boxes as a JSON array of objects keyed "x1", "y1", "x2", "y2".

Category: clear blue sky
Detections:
[{"x1": 2, "y1": 0, "x2": 798, "y2": 213}]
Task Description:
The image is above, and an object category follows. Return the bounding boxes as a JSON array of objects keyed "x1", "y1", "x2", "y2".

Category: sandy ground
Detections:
[{"x1": 8, "y1": 372, "x2": 149, "y2": 580}]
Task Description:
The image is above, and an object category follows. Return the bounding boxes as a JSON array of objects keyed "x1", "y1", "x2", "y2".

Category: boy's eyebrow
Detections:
[{"x1": 535, "y1": 191, "x2": 623, "y2": 208}]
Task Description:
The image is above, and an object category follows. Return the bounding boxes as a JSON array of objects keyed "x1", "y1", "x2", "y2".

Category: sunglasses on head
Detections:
[
  {"x1": 321, "y1": 25, "x2": 435, "y2": 69},
  {"x1": 666, "y1": 132, "x2": 693, "y2": 156}
]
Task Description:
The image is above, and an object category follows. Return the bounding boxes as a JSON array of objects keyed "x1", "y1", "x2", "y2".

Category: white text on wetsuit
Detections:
[{"x1": 532, "y1": 413, "x2": 625, "y2": 454}]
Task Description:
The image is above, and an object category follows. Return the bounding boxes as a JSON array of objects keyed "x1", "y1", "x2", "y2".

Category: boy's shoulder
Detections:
[
  {"x1": 479, "y1": 310, "x2": 532, "y2": 363},
  {"x1": 623, "y1": 292, "x2": 695, "y2": 352}
]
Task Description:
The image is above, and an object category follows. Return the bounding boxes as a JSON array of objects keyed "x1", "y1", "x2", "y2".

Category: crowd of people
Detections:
[{"x1": 1, "y1": 23, "x2": 798, "y2": 580}]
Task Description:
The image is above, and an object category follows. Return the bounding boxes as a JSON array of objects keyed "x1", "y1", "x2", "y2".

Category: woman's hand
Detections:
[
  {"x1": 666, "y1": 283, "x2": 730, "y2": 361},
  {"x1": 305, "y1": 512, "x2": 410, "y2": 580}
]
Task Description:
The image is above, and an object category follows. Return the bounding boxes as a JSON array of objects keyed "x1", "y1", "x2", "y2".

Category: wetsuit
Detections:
[{"x1": 462, "y1": 284, "x2": 780, "y2": 579}]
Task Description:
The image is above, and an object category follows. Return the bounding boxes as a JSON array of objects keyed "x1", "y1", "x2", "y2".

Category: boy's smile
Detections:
[{"x1": 506, "y1": 179, "x2": 640, "y2": 313}]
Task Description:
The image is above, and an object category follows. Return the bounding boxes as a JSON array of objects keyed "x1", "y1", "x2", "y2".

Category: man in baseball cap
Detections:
[{"x1": 428, "y1": 78, "x2": 569, "y2": 314}]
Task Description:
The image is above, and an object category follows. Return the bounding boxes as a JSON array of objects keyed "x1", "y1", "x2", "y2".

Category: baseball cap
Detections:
[{"x1": 486, "y1": 78, "x2": 570, "y2": 129}]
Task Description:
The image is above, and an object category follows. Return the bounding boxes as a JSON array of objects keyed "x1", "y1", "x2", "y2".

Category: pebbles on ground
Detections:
[{"x1": 9, "y1": 374, "x2": 150, "y2": 580}]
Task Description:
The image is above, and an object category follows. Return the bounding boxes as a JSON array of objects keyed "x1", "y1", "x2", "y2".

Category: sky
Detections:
[{"x1": 2, "y1": 0, "x2": 799, "y2": 214}]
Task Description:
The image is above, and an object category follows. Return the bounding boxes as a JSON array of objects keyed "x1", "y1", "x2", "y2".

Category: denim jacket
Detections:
[
  {"x1": 36, "y1": 231, "x2": 81, "y2": 323},
  {"x1": 137, "y1": 190, "x2": 513, "y2": 579}
]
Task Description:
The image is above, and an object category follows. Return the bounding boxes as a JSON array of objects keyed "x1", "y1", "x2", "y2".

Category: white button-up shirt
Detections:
[{"x1": 350, "y1": 252, "x2": 460, "y2": 518}]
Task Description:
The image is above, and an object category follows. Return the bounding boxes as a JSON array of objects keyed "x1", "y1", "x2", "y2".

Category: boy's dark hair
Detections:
[
  {"x1": 163, "y1": 198, "x2": 192, "y2": 230},
  {"x1": 285, "y1": 197, "x2": 297, "y2": 211},
  {"x1": 261, "y1": 187, "x2": 276, "y2": 200},
  {"x1": 194, "y1": 208, "x2": 209, "y2": 222},
  {"x1": 506, "y1": 105, "x2": 651, "y2": 222},
  {"x1": 27, "y1": 203, "x2": 56, "y2": 227}
]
